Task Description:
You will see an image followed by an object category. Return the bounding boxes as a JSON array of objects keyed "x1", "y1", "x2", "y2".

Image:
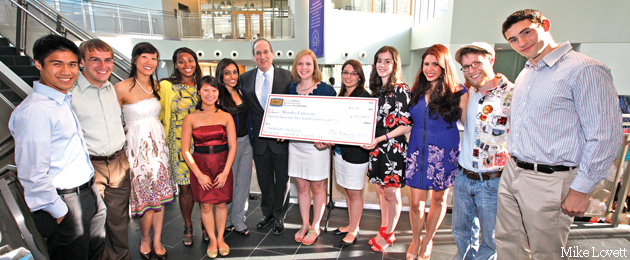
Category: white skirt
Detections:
[
  {"x1": 288, "y1": 140, "x2": 330, "y2": 181},
  {"x1": 334, "y1": 153, "x2": 368, "y2": 190}
]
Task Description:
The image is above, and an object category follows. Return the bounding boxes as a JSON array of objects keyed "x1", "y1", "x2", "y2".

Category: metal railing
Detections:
[
  {"x1": 43, "y1": 0, "x2": 294, "y2": 39},
  {"x1": 27, "y1": 0, "x2": 130, "y2": 81},
  {"x1": 0, "y1": 0, "x2": 131, "y2": 82}
]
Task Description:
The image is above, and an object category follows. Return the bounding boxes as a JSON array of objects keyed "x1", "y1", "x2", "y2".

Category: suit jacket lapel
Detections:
[
  {"x1": 271, "y1": 65, "x2": 283, "y2": 94},
  {"x1": 246, "y1": 68, "x2": 264, "y2": 111}
]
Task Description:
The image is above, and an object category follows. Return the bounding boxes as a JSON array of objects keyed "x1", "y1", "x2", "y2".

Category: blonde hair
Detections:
[{"x1": 291, "y1": 49, "x2": 322, "y2": 83}]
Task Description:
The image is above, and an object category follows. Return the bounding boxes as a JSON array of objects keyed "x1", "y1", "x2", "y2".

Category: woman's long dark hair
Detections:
[
  {"x1": 163, "y1": 47, "x2": 202, "y2": 86},
  {"x1": 368, "y1": 46, "x2": 402, "y2": 97},
  {"x1": 129, "y1": 42, "x2": 160, "y2": 100},
  {"x1": 339, "y1": 59, "x2": 366, "y2": 97},
  {"x1": 214, "y1": 58, "x2": 239, "y2": 115},
  {"x1": 410, "y1": 44, "x2": 461, "y2": 124},
  {"x1": 195, "y1": 75, "x2": 237, "y2": 114}
]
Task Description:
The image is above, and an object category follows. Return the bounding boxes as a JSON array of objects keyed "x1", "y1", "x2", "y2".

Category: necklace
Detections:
[
  {"x1": 297, "y1": 83, "x2": 317, "y2": 92},
  {"x1": 135, "y1": 78, "x2": 154, "y2": 95}
]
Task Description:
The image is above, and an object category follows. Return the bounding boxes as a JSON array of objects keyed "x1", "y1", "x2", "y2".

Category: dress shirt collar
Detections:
[
  {"x1": 76, "y1": 73, "x2": 112, "y2": 92},
  {"x1": 525, "y1": 42, "x2": 572, "y2": 69},
  {"x1": 257, "y1": 65, "x2": 274, "y2": 78},
  {"x1": 33, "y1": 81, "x2": 72, "y2": 106}
]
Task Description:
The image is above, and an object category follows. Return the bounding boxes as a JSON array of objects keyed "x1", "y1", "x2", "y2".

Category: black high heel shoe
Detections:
[
  {"x1": 339, "y1": 232, "x2": 359, "y2": 248},
  {"x1": 332, "y1": 228, "x2": 348, "y2": 236},
  {"x1": 139, "y1": 241, "x2": 152, "y2": 260}
]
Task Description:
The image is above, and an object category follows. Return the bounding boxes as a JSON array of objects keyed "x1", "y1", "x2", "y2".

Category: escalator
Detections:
[{"x1": 0, "y1": 0, "x2": 132, "y2": 171}]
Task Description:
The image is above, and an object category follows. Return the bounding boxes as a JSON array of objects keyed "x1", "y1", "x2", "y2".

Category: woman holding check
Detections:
[
  {"x1": 288, "y1": 49, "x2": 336, "y2": 246},
  {"x1": 361, "y1": 46, "x2": 412, "y2": 253}
]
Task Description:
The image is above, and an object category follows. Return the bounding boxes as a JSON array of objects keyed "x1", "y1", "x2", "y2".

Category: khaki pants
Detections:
[
  {"x1": 91, "y1": 150, "x2": 131, "y2": 260},
  {"x1": 495, "y1": 158, "x2": 577, "y2": 260}
]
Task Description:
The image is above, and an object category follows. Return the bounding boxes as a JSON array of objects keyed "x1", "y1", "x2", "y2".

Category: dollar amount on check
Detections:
[{"x1": 260, "y1": 94, "x2": 378, "y2": 146}]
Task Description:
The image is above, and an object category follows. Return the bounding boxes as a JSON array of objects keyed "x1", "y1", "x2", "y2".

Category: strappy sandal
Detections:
[
  {"x1": 371, "y1": 229, "x2": 394, "y2": 252},
  {"x1": 368, "y1": 227, "x2": 386, "y2": 246},
  {"x1": 369, "y1": 227, "x2": 397, "y2": 245},
  {"x1": 294, "y1": 225, "x2": 309, "y2": 243},
  {"x1": 302, "y1": 228, "x2": 320, "y2": 246},
  {"x1": 182, "y1": 225, "x2": 193, "y2": 246}
]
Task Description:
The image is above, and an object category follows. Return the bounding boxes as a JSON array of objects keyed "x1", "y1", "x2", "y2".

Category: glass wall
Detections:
[
  {"x1": 415, "y1": 0, "x2": 448, "y2": 24},
  {"x1": 200, "y1": 0, "x2": 292, "y2": 39},
  {"x1": 44, "y1": 0, "x2": 293, "y2": 39}
]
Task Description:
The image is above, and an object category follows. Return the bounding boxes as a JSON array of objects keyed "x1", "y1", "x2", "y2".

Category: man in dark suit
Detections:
[{"x1": 239, "y1": 38, "x2": 292, "y2": 234}]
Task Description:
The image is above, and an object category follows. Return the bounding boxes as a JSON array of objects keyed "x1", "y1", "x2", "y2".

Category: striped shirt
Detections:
[{"x1": 508, "y1": 42, "x2": 622, "y2": 194}]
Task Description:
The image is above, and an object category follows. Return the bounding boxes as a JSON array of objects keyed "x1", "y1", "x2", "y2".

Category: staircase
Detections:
[{"x1": 0, "y1": 37, "x2": 37, "y2": 106}]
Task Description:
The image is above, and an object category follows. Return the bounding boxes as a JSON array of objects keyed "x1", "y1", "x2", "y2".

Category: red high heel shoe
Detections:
[
  {"x1": 371, "y1": 229, "x2": 395, "y2": 252},
  {"x1": 368, "y1": 227, "x2": 397, "y2": 245}
]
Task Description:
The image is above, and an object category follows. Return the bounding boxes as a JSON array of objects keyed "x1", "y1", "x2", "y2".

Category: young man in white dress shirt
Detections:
[{"x1": 9, "y1": 34, "x2": 106, "y2": 260}]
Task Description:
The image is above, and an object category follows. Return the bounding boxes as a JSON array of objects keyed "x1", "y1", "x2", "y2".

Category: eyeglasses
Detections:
[
  {"x1": 342, "y1": 71, "x2": 358, "y2": 76},
  {"x1": 460, "y1": 61, "x2": 483, "y2": 72}
]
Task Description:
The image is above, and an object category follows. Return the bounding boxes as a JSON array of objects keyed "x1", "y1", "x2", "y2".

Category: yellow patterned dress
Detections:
[{"x1": 159, "y1": 80, "x2": 198, "y2": 185}]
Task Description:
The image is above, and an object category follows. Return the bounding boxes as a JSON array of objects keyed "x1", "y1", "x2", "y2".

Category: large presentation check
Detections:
[{"x1": 259, "y1": 94, "x2": 378, "y2": 146}]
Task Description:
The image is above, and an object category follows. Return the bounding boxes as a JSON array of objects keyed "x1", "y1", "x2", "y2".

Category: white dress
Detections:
[
  {"x1": 123, "y1": 98, "x2": 176, "y2": 216},
  {"x1": 288, "y1": 140, "x2": 330, "y2": 181}
]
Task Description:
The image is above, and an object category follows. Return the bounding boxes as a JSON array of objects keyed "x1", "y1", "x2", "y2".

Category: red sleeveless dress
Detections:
[{"x1": 190, "y1": 125, "x2": 233, "y2": 204}]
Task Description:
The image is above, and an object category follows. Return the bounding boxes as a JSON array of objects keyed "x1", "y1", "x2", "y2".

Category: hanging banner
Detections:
[{"x1": 309, "y1": 0, "x2": 324, "y2": 57}]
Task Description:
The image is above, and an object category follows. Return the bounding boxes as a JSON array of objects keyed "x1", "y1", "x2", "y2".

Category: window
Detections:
[{"x1": 416, "y1": 0, "x2": 448, "y2": 24}]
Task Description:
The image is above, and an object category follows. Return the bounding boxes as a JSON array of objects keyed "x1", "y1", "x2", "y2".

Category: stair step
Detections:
[
  {"x1": 8, "y1": 65, "x2": 38, "y2": 77},
  {"x1": 20, "y1": 76, "x2": 39, "y2": 86},
  {"x1": 0, "y1": 46, "x2": 16, "y2": 55},
  {"x1": 0, "y1": 55, "x2": 31, "y2": 66},
  {"x1": 0, "y1": 89, "x2": 23, "y2": 104},
  {"x1": 0, "y1": 38, "x2": 9, "y2": 47}
]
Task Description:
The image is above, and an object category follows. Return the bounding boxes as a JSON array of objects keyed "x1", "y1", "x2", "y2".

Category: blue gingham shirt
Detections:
[
  {"x1": 508, "y1": 42, "x2": 623, "y2": 193},
  {"x1": 9, "y1": 81, "x2": 94, "y2": 218}
]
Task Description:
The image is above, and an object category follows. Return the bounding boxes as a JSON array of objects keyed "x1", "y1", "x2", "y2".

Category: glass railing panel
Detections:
[
  {"x1": 38, "y1": 0, "x2": 294, "y2": 39},
  {"x1": 213, "y1": 16, "x2": 233, "y2": 39},
  {"x1": 250, "y1": 14, "x2": 260, "y2": 39},
  {"x1": 91, "y1": 9, "x2": 120, "y2": 34},
  {"x1": 24, "y1": 4, "x2": 57, "y2": 58},
  {"x1": 0, "y1": 0, "x2": 19, "y2": 47},
  {"x1": 179, "y1": 14, "x2": 203, "y2": 38}
]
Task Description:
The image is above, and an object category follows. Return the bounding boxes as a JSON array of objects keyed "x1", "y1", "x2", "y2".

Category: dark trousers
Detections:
[
  {"x1": 91, "y1": 150, "x2": 131, "y2": 260},
  {"x1": 34, "y1": 184, "x2": 107, "y2": 260},
  {"x1": 253, "y1": 146, "x2": 290, "y2": 220}
]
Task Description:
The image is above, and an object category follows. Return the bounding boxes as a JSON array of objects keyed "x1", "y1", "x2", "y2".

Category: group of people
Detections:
[{"x1": 8, "y1": 8, "x2": 622, "y2": 260}]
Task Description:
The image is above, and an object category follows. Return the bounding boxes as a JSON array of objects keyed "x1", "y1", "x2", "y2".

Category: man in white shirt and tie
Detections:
[{"x1": 239, "y1": 38, "x2": 293, "y2": 234}]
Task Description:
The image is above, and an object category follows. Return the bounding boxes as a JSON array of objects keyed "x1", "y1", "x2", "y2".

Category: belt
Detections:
[
  {"x1": 458, "y1": 165, "x2": 502, "y2": 180},
  {"x1": 57, "y1": 178, "x2": 94, "y2": 195},
  {"x1": 512, "y1": 157, "x2": 576, "y2": 174},
  {"x1": 89, "y1": 150, "x2": 121, "y2": 162},
  {"x1": 194, "y1": 144, "x2": 228, "y2": 154}
]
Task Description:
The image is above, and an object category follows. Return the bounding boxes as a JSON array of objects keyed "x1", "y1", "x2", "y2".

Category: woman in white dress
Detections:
[
  {"x1": 288, "y1": 49, "x2": 337, "y2": 245},
  {"x1": 115, "y1": 42, "x2": 175, "y2": 260}
]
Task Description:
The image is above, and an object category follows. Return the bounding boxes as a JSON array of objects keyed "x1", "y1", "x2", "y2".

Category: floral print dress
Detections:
[
  {"x1": 367, "y1": 83, "x2": 411, "y2": 188},
  {"x1": 123, "y1": 98, "x2": 176, "y2": 216},
  {"x1": 405, "y1": 88, "x2": 466, "y2": 191}
]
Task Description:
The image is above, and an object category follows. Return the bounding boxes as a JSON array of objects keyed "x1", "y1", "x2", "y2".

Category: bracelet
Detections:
[{"x1": 385, "y1": 134, "x2": 389, "y2": 141}]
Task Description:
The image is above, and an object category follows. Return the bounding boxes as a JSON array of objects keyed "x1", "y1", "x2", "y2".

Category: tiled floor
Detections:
[{"x1": 129, "y1": 197, "x2": 630, "y2": 260}]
